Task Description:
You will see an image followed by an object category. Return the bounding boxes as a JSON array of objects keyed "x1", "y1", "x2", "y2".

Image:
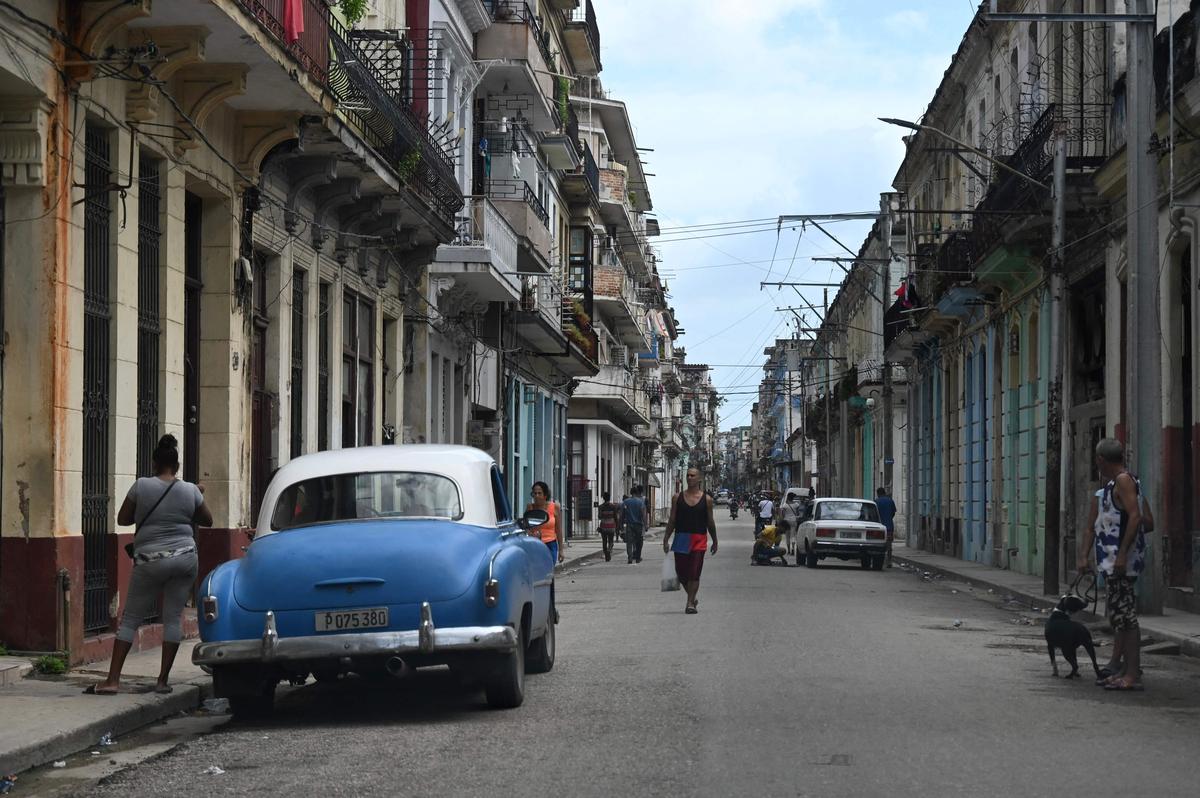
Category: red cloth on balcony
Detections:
[{"x1": 283, "y1": 0, "x2": 305, "y2": 43}]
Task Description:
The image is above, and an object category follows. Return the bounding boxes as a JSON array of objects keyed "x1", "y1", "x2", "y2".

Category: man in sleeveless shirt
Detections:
[
  {"x1": 662, "y1": 467, "x2": 719, "y2": 613},
  {"x1": 1078, "y1": 438, "x2": 1154, "y2": 691}
]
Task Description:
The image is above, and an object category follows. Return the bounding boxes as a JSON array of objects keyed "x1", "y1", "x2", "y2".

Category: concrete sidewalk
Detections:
[
  {"x1": 0, "y1": 535, "x2": 629, "y2": 778},
  {"x1": 892, "y1": 546, "x2": 1200, "y2": 658}
]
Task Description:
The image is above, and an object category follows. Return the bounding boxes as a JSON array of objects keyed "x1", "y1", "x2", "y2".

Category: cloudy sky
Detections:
[{"x1": 596, "y1": 1, "x2": 978, "y2": 427}]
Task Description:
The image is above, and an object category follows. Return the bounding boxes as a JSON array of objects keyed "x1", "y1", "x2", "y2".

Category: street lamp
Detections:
[{"x1": 878, "y1": 117, "x2": 1049, "y2": 191}]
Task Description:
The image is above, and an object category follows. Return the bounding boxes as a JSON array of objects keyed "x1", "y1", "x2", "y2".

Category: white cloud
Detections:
[{"x1": 884, "y1": 9, "x2": 929, "y2": 34}]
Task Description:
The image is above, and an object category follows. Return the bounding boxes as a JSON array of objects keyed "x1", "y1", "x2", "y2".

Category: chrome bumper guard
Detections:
[{"x1": 192, "y1": 601, "x2": 518, "y2": 667}]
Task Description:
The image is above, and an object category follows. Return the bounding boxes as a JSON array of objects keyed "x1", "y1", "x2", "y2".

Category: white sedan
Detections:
[{"x1": 799, "y1": 498, "x2": 888, "y2": 570}]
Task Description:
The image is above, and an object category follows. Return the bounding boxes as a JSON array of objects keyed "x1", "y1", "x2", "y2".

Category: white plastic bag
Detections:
[{"x1": 661, "y1": 551, "x2": 680, "y2": 592}]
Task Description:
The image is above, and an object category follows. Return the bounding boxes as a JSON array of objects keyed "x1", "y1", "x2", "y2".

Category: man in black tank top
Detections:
[{"x1": 662, "y1": 467, "x2": 719, "y2": 613}]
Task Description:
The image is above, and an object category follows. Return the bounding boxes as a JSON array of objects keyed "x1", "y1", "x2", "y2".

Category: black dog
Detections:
[{"x1": 1044, "y1": 595, "x2": 1101, "y2": 679}]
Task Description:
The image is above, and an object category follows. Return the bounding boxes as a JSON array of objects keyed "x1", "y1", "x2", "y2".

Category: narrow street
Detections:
[{"x1": 52, "y1": 519, "x2": 1200, "y2": 798}]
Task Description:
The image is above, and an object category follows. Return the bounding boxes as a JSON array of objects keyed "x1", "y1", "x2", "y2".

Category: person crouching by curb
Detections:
[
  {"x1": 753, "y1": 519, "x2": 789, "y2": 566},
  {"x1": 87, "y1": 434, "x2": 212, "y2": 695},
  {"x1": 1078, "y1": 437, "x2": 1153, "y2": 692},
  {"x1": 662, "y1": 467, "x2": 718, "y2": 614}
]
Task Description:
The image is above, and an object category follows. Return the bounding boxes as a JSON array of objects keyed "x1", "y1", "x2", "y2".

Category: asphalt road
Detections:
[{"x1": 67, "y1": 519, "x2": 1200, "y2": 797}]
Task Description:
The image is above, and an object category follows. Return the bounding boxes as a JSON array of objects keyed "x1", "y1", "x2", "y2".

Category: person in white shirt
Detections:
[{"x1": 756, "y1": 495, "x2": 774, "y2": 536}]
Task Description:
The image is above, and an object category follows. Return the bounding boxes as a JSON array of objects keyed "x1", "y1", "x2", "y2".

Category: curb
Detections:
[
  {"x1": 0, "y1": 680, "x2": 213, "y2": 777},
  {"x1": 892, "y1": 553, "x2": 1200, "y2": 661}
]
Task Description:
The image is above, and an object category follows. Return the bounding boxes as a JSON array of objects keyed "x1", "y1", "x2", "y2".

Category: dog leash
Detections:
[{"x1": 1068, "y1": 570, "x2": 1098, "y2": 615}]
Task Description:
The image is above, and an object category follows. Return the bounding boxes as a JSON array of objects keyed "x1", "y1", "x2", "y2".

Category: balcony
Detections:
[
  {"x1": 562, "y1": 0, "x2": 602, "y2": 76},
  {"x1": 541, "y1": 103, "x2": 581, "y2": 170},
  {"x1": 431, "y1": 199, "x2": 523, "y2": 302},
  {"x1": 574, "y1": 364, "x2": 651, "y2": 425},
  {"x1": 476, "y1": 1, "x2": 559, "y2": 131},
  {"x1": 485, "y1": 180, "x2": 554, "y2": 274},
  {"x1": 593, "y1": 260, "x2": 649, "y2": 349},
  {"x1": 561, "y1": 139, "x2": 600, "y2": 206}
]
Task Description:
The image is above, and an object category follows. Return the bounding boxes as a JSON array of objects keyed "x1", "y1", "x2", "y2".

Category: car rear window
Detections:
[
  {"x1": 814, "y1": 501, "x2": 880, "y2": 523},
  {"x1": 270, "y1": 472, "x2": 464, "y2": 530}
]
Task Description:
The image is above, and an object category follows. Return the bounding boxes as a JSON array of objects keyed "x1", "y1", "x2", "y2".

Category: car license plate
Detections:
[
  {"x1": 841, "y1": 530, "x2": 863, "y2": 540},
  {"x1": 315, "y1": 607, "x2": 389, "y2": 632}
]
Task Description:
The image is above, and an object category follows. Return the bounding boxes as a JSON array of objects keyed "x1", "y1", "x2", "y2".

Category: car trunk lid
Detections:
[{"x1": 233, "y1": 521, "x2": 489, "y2": 612}]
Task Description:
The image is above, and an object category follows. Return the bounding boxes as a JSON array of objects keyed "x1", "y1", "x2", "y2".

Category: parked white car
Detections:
[{"x1": 799, "y1": 498, "x2": 888, "y2": 570}]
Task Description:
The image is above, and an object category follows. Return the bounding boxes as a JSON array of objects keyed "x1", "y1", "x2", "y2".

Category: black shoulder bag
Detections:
[{"x1": 124, "y1": 480, "x2": 179, "y2": 560}]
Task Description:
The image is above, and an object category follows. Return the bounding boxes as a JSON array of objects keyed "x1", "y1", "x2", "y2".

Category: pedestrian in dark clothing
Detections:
[
  {"x1": 621, "y1": 487, "x2": 649, "y2": 563},
  {"x1": 597, "y1": 492, "x2": 619, "y2": 562},
  {"x1": 617, "y1": 494, "x2": 629, "y2": 542},
  {"x1": 662, "y1": 467, "x2": 719, "y2": 613},
  {"x1": 875, "y1": 487, "x2": 898, "y2": 568}
]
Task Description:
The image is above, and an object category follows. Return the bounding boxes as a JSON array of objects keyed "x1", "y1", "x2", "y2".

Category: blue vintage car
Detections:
[{"x1": 193, "y1": 445, "x2": 555, "y2": 715}]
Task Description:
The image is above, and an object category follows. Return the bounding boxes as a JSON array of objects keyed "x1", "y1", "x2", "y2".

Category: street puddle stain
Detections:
[{"x1": 814, "y1": 754, "x2": 852, "y2": 766}]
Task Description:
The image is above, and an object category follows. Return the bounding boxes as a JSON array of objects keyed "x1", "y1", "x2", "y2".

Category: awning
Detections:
[{"x1": 645, "y1": 473, "x2": 662, "y2": 488}]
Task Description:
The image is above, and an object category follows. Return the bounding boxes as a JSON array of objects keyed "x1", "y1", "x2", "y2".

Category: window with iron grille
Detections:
[
  {"x1": 341, "y1": 291, "x2": 374, "y2": 447},
  {"x1": 290, "y1": 269, "x2": 306, "y2": 459},
  {"x1": 136, "y1": 155, "x2": 162, "y2": 477},
  {"x1": 318, "y1": 282, "x2": 330, "y2": 450},
  {"x1": 82, "y1": 124, "x2": 113, "y2": 633}
]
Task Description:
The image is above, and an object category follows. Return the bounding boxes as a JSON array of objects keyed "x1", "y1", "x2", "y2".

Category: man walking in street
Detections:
[
  {"x1": 1079, "y1": 438, "x2": 1153, "y2": 692},
  {"x1": 597, "y1": 492, "x2": 619, "y2": 562},
  {"x1": 755, "y1": 492, "x2": 774, "y2": 537},
  {"x1": 622, "y1": 486, "x2": 649, "y2": 564},
  {"x1": 663, "y1": 467, "x2": 719, "y2": 613},
  {"x1": 875, "y1": 487, "x2": 898, "y2": 567}
]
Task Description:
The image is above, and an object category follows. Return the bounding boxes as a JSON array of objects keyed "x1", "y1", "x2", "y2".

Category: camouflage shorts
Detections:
[{"x1": 1105, "y1": 574, "x2": 1139, "y2": 631}]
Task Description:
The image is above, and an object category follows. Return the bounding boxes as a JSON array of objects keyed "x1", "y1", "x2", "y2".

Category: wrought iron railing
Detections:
[
  {"x1": 523, "y1": 183, "x2": 550, "y2": 227},
  {"x1": 235, "y1": 0, "x2": 462, "y2": 225}
]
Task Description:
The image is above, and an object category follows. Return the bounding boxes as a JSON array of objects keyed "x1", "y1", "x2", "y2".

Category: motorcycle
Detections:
[{"x1": 729, "y1": 502, "x2": 739, "y2": 520}]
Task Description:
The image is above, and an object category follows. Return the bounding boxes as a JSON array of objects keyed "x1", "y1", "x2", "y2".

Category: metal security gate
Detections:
[
  {"x1": 136, "y1": 156, "x2": 161, "y2": 476},
  {"x1": 250, "y1": 253, "x2": 272, "y2": 520},
  {"x1": 317, "y1": 283, "x2": 330, "y2": 451},
  {"x1": 290, "y1": 269, "x2": 305, "y2": 459},
  {"x1": 82, "y1": 126, "x2": 113, "y2": 633},
  {"x1": 183, "y1": 193, "x2": 202, "y2": 481}
]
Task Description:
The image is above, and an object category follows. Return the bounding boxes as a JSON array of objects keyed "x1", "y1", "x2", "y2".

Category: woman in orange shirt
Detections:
[{"x1": 528, "y1": 481, "x2": 565, "y2": 564}]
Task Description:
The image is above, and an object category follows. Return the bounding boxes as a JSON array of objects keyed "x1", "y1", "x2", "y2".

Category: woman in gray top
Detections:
[{"x1": 89, "y1": 434, "x2": 213, "y2": 695}]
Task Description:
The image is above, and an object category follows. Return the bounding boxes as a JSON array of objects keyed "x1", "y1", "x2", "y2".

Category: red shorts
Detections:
[{"x1": 674, "y1": 550, "x2": 705, "y2": 582}]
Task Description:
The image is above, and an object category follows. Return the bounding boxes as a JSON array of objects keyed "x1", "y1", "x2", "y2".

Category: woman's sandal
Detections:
[
  {"x1": 83, "y1": 684, "x2": 119, "y2": 695},
  {"x1": 1103, "y1": 679, "x2": 1145, "y2": 692}
]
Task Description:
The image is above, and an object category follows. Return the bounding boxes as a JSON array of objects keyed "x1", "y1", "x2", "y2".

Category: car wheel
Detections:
[
  {"x1": 872, "y1": 554, "x2": 885, "y2": 571},
  {"x1": 229, "y1": 684, "x2": 276, "y2": 719},
  {"x1": 806, "y1": 550, "x2": 818, "y2": 568},
  {"x1": 526, "y1": 599, "x2": 556, "y2": 674},
  {"x1": 860, "y1": 555, "x2": 871, "y2": 569},
  {"x1": 485, "y1": 628, "x2": 526, "y2": 709}
]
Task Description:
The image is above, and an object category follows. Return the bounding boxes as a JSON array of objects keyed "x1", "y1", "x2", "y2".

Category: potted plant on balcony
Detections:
[
  {"x1": 569, "y1": 298, "x2": 591, "y2": 330},
  {"x1": 339, "y1": 0, "x2": 368, "y2": 24}
]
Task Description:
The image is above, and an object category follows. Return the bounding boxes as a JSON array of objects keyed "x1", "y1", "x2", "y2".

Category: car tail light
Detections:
[
  {"x1": 867, "y1": 529, "x2": 885, "y2": 540},
  {"x1": 202, "y1": 595, "x2": 219, "y2": 623},
  {"x1": 815, "y1": 527, "x2": 836, "y2": 538},
  {"x1": 484, "y1": 579, "x2": 500, "y2": 608}
]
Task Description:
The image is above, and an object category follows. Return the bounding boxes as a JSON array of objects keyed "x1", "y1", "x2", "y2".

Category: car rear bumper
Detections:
[
  {"x1": 812, "y1": 541, "x2": 887, "y2": 558},
  {"x1": 193, "y1": 601, "x2": 517, "y2": 667}
]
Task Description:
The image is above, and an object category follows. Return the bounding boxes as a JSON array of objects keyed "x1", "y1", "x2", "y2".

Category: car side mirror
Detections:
[{"x1": 518, "y1": 509, "x2": 549, "y2": 531}]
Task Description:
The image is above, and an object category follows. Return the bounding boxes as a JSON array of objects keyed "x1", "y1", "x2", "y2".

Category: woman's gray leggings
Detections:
[{"x1": 117, "y1": 552, "x2": 198, "y2": 644}]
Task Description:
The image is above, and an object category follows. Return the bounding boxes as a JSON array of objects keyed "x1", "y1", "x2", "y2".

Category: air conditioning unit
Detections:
[{"x1": 610, "y1": 345, "x2": 628, "y2": 367}]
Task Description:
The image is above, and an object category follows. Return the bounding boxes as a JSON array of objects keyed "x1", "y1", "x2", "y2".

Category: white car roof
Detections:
[
  {"x1": 814, "y1": 497, "x2": 877, "y2": 504},
  {"x1": 254, "y1": 445, "x2": 501, "y2": 535}
]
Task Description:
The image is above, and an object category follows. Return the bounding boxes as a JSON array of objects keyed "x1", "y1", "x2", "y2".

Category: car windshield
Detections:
[
  {"x1": 814, "y1": 501, "x2": 880, "y2": 523},
  {"x1": 270, "y1": 472, "x2": 463, "y2": 530}
]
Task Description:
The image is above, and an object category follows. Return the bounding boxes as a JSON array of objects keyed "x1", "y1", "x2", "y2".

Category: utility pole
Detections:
[
  {"x1": 880, "y1": 194, "x2": 895, "y2": 498},
  {"x1": 1043, "y1": 118, "x2": 1067, "y2": 596},
  {"x1": 1127, "y1": 0, "x2": 1164, "y2": 613},
  {"x1": 824, "y1": 288, "x2": 832, "y2": 496},
  {"x1": 787, "y1": 332, "x2": 794, "y2": 490}
]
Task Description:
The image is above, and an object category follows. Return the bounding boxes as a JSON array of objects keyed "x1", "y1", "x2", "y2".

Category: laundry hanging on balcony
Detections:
[
  {"x1": 479, "y1": 138, "x2": 491, "y2": 178},
  {"x1": 894, "y1": 275, "x2": 921, "y2": 309},
  {"x1": 510, "y1": 150, "x2": 521, "y2": 180},
  {"x1": 283, "y1": 0, "x2": 304, "y2": 43}
]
